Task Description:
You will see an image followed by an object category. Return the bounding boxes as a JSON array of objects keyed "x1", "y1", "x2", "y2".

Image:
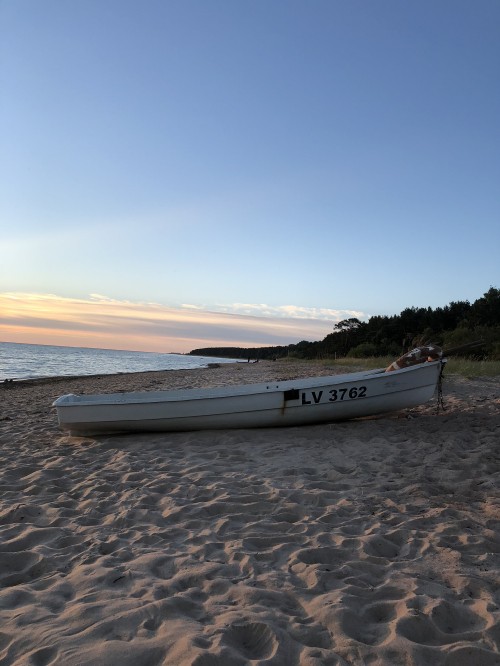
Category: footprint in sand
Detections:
[
  {"x1": 0, "y1": 550, "x2": 52, "y2": 587},
  {"x1": 190, "y1": 651, "x2": 246, "y2": 666},
  {"x1": 271, "y1": 508, "x2": 304, "y2": 524},
  {"x1": 443, "y1": 645, "x2": 500, "y2": 665},
  {"x1": 397, "y1": 598, "x2": 485, "y2": 646},
  {"x1": 362, "y1": 534, "x2": 401, "y2": 560},
  {"x1": 221, "y1": 621, "x2": 279, "y2": 661},
  {"x1": 26, "y1": 646, "x2": 59, "y2": 666},
  {"x1": 340, "y1": 600, "x2": 397, "y2": 645},
  {"x1": 431, "y1": 598, "x2": 486, "y2": 635},
  {"x1": 295, "y1": 546, "x2": 348, "y2": 566}
]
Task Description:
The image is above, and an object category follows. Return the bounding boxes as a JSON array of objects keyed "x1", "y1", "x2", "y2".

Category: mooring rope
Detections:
[{"x1": 436, "y1": 360, "x2": 446, "y2": 413}]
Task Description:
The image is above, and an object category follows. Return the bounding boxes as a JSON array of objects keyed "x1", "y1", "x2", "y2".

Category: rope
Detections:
[{"x1": 436, "y1": 360, "x2": 446, "y2": 413}]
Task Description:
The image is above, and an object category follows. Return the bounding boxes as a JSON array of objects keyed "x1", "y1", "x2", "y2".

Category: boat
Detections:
[{"x1": 52, "y1": 355, "x2": 445, "y2": 436}]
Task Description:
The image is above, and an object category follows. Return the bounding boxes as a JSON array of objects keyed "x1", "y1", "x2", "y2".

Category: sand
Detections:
[{"x1": 1, "y1": 359, "x2": 499, "y2": 666}]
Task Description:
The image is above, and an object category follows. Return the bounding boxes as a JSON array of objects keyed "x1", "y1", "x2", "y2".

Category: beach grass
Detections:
[
  {"x1": 286, "y1": 355, "x2": 500, "y2": 378},
  {"x1": 442, "y1": 357, "x2": 500, "y2": 378}
]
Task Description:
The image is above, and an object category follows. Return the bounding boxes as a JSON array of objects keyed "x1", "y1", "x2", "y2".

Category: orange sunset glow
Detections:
[{"x1": 0, "y1": 293, "x2": 337, "y2": 353}]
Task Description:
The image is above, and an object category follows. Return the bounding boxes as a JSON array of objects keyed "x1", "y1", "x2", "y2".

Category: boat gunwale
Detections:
[{"x1": 52, "y1": 361, "x2": 443, "y2": 408}]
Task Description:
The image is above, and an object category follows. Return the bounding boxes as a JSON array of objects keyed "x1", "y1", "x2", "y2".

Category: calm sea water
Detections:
[{"x1": 0, "y1": 342, "x2": 237, "y2": 381}]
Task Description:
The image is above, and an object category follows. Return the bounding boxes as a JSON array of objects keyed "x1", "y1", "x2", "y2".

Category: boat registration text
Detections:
[{"x1": 301, "y1": 385, "x2": 367, "y2": 405}]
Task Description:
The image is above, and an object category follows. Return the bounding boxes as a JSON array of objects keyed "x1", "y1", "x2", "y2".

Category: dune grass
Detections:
[
  {"x1": 441, "y1": 357, "x2": 500, "y2": 378},
  {"x1": 286, "y1": 356, "x2": 500, "y2": 378}
]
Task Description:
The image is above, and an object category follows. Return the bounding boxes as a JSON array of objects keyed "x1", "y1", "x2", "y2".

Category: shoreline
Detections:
[
  {"x1": 1, "y1": 360, "x2": 499, "y2": 665},
  {"x1": 0, "y1": 359, "x2": 345, "y2": 393}
]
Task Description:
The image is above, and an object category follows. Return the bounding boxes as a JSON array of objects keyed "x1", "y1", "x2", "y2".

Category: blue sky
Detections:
[{"x1": 1, "y1": 1, "x2": 499, "y2": 352}]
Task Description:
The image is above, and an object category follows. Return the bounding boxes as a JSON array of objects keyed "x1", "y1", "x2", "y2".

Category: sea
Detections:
[{"x1": 0, "y1": 341, "x2": 238, "y2": 381}]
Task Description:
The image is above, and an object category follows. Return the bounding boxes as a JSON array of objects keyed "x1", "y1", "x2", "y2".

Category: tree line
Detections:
[{"x1": 190, "y1": 287, "x2": 500, "y2": 361}]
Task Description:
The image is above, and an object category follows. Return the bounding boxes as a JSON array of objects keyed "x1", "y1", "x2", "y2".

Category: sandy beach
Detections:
[{"x1": 1, "y1": 359, "x2": 499, "y2": 666}]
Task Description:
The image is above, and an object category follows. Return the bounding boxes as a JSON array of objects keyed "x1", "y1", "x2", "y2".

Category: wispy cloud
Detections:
[
  {"x1": 212, "y1": 302, "x2": 365, "y2": 321},
  {"x1": 0, "y1": 293, "x2": 365, "y2": 353}
]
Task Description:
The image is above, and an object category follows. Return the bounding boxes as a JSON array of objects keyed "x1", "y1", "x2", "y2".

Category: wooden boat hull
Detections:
[{"x1": 53, "y1": 360, "x2": 444, "y2": 436}]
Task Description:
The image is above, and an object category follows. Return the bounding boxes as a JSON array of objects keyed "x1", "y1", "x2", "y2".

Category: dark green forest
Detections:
[{"x1": 190, "y1": 287, "x2": 500, "y2": 361}]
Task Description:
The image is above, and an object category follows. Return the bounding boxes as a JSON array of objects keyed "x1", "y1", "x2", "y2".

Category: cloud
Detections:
[
  {"x1": 212, "y1": 302, "x2": 365, "y2": 321},
  {"x1": 0, "y1": 292, "x2": 367, "y2": 353}
]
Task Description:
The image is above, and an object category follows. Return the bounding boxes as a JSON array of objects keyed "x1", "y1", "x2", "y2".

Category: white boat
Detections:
[{"x1": 53, "y1": 358, "x2": 445, "y2": 436}]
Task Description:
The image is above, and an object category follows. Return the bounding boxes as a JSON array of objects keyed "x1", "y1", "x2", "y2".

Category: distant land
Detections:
[{"x1": 190, "y1": 288, "x2": 500, "y2": 361}]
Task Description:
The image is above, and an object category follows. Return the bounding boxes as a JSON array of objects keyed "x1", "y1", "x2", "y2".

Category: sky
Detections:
[{"x1": 1, "y1": 0, "x2": 499, "y2": 353}]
